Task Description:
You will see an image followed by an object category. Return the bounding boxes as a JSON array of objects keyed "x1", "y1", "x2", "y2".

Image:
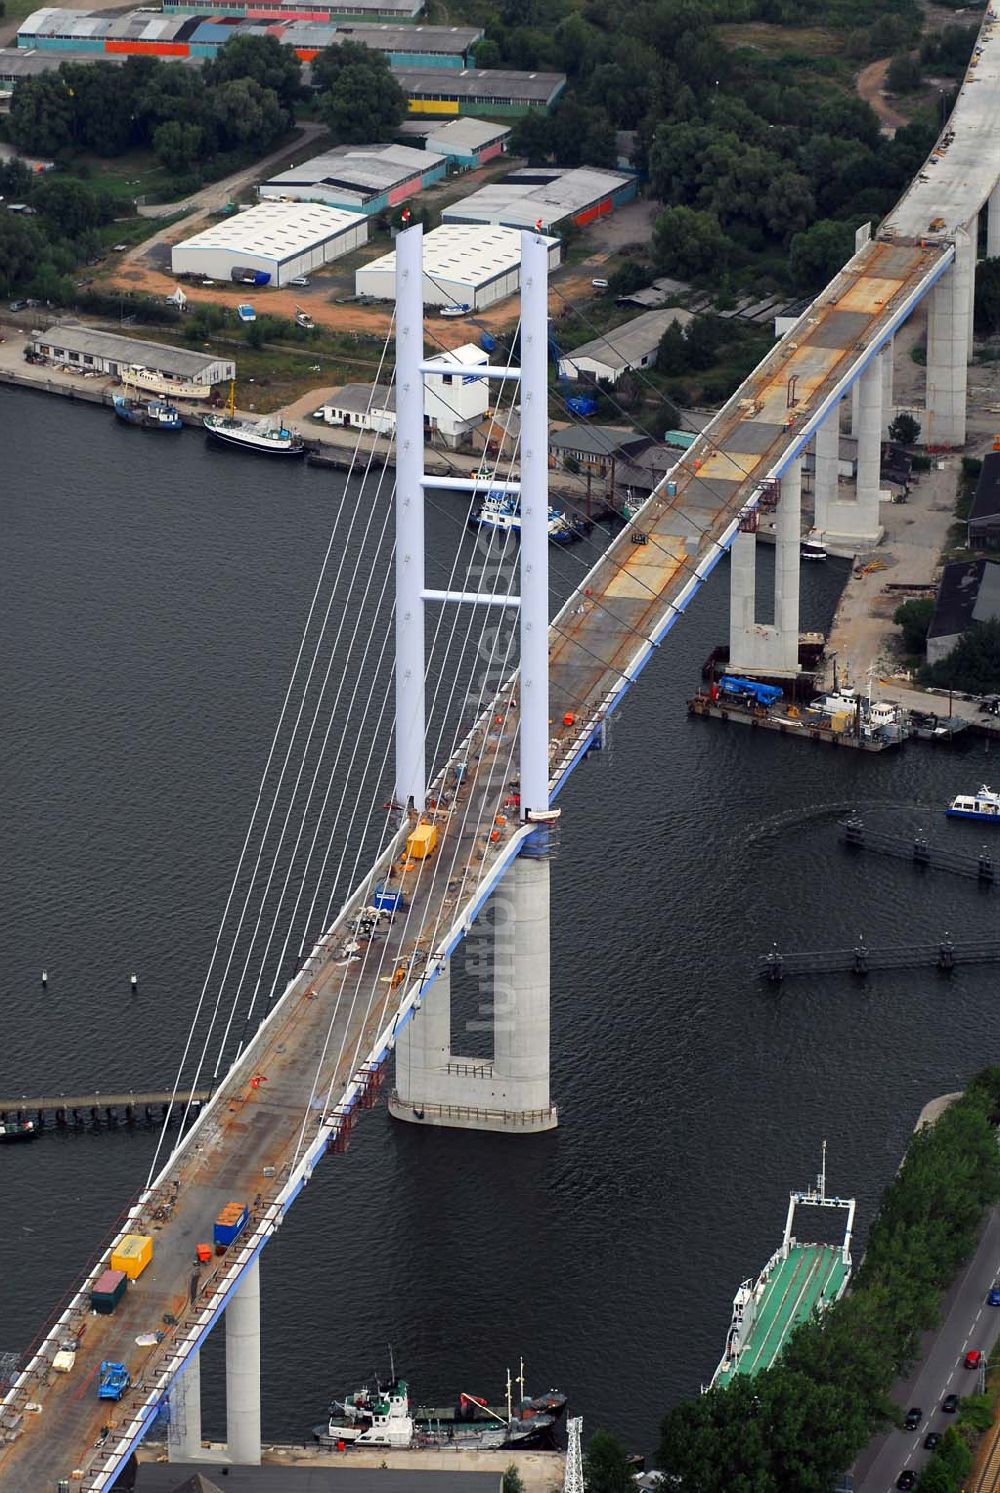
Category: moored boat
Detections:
[
  {"x1": 469, "y1": 493, "x2": 583, "y2": 544},
  {"x1": 440, "y1": 303, "x2": 471, "y2": 318},
  {"x1": 0, "y1": 1118, "x2": 37, "y2": 1144},
  {"x1": 315, "y1": 1364, "x2": 565, "y2": 1451},
  {"x1": 800, "y1": 539, "x2": 827, "y2": 560},
  {"x1": 112, "y1": 392, "x2": 183, "y2": 431},
  {"x1": 204, "y1": 382, "x2": 305, "y2": 457},
  {"x1": 710, "y1": 1145, "x2": 854, "y2": 1390},
  {"x1": 946, "y1": 784, "x2": 1000, "y2": 822}
]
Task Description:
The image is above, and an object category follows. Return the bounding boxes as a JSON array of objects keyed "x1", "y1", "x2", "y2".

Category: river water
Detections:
[{"x1": 2, "y1": 385, "x2": 998, "y2": 1455}]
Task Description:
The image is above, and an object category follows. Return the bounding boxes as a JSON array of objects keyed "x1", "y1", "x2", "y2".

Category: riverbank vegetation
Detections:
[{"x1": 657, "y1": 1071, "x2": 1000, "y2": 1492}]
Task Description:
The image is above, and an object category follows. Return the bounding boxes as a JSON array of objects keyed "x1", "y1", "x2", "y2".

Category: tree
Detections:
[
  {"x1": 211, "y1": 78, "x2": 285, "y2": 152},
  {"x1": 583, "y1": 1429, "x2": 631, "y2": 1493},
  {"x1": 8, "y1": 72, "x2": 76, "y2": 156},
  {"x1": 652, "y1": 206, "x2": 731, "y2": 278},
  {"x1": 656, "y1": 320, "x2": 689, "y2": 375},
  {"x1": 320, "y1": 62, "x2": 405, "y2": 143},
  {"x1": 153, "y1": 120, "x2": 204, "y2": 174},
  {"x1": 886, "y1": 52, "x2": 922, "y2": 91},
  {"x1": 788, "y1": 219, "x2": 857, "y2": 293},
  {"x1": 33, "y1": 178, "x2": 112, "y2": 238},
  {"x1": 500, "y1": 1466, "x2": 523, "y2": 1493},
  {"x1": 922, "y1": 620, "x2": 1000, "y2": 693},
  {"x1": 0, "y1": 216, "x2": 43, "y2": 295},
  {"x1": 205, "y1": 33, "x2": 301, "y2": 109},
  {"x1": 472, "y1": 37, "x2": 501, "y2": 68},
  {"x1": 888, "y1": 412, "x2": 921, "y2": 445}
]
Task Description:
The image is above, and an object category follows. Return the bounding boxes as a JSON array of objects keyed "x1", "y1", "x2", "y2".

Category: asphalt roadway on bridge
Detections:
[{"x1": 854, "y1": 1206, "x2": 1000, "y2": 1492}]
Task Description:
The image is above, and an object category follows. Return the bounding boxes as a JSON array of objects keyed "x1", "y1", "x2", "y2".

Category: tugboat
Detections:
[
  {"x1": 946, "y1": 785, "x2": 1000, "y2": 822},
  {"x1": 112, "y1": 392, "x2": 183, "y2": 431},
  {"x1": 204, "y1": 382, "x2": 305, "y2": 457},
  {"x1": 0, "y1": 1117, "x2": 36, "y2": 1144},
  {"x1": 315, "y1": 1363, "x2": 565, "y2": 1451}
]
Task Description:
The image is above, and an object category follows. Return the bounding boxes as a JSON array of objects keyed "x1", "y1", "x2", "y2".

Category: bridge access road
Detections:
[{"x1": 853, "y1": 1205, "x2": 1000, "y2": 1492}]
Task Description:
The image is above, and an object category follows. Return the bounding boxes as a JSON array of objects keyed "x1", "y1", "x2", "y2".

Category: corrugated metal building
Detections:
[
  {"x1": 394, "y1": 66, "x2": 565, "y2": 116},
  {"x1": 172, "y1": 202, "x2": 367, "y2": 285},
  {"x1": 16, "y1": 7, "x2": 477, "y2": 64},
  {"x1": 28, "y1": 324, "x2": 234, "y2": 384},
  {"x1": 259, "y1": 143, "x2": 446, "y2": 214},
  {"x1": 558, "y1": 308, "x2": 692, "y2": 384},
  {"x1": 423, "y1": 117, "x2": 510, "y2": 167},
  {"x1": 162, "y1": 0, "x2": 424, "y2": 21},
  {"x1": 927, "y1": 558, "x2": 1000, "y2": 664},
  {"x1": 969, "y1": 451, "x2": 1000, "y2": 549},
  {"x1": 442, "y1": 165, "x2": 636, "y2": 232},
  {"x1": 355, "y1": 223, "x2": 560, "y2": 309}
]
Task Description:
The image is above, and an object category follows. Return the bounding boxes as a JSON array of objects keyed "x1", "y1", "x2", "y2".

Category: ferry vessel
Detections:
[
  {"x1": 946, "y1": 785, "x2": 1000, "y2": 822},
  {"x1": 316, "y1": 1363, "x2": 565, "y2": 1451},
  {"x1": 204, "y1": 383, "x2": 305, "y2": 457},
  {"x1": 710, "y1": 1145, "x2": 855, "y2": 1390}
]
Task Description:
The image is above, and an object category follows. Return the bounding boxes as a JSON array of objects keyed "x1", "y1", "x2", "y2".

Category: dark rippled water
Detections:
[{"x1": 3, "y1": 384, "x2": 998, "y2": 1454}]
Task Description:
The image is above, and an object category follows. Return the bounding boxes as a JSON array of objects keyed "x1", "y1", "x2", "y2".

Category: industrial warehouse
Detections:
[
  {"x1": 15, "y1": 8, "x2": 480, "y2": 66},
  {"x1": 162, "y1": 0, "x2": 423, "y2": 19},
  {"x1": 394, "y1": 67, "x2": 566, "y2": 115},
  {"x1": 441, "y1": 165, "x2": 636, "y2": 231},
  {"x1": 355, "y1": 224, "x2": 560, "y2": 309},
  {"x1": 421, "y1": 118, "x2": 511, "y2": 168},
  {"x1": 171, "y1": 202, "x2": 368, "y2": 285},
  {"x1": 27, "y1": 325, "x2": 234, "y2": 386},
  {"x1": 259, "y1": 143, "x2": 446, "y2": 214}
]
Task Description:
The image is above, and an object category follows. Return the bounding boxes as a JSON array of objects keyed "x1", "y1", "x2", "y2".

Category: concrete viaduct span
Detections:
[{"x1": 1, "y1": 8, "x2": 998, "y2": 1488}]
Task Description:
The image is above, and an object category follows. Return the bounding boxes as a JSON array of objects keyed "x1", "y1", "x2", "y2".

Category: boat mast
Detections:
[
  {"x1": 818, "y1": 1138, "x2": 827, "y2": 1202},
  {"x1": 506, "y1": 1368, "x2": 512, "y2": 1424},
  {"x1": 517, "y1": 1358, "x2": 525, "y2": 1403}
]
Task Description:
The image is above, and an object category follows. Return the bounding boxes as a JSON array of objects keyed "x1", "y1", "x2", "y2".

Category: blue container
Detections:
[
  {"x1": 479, "y1": 331, "x2": 497, "y2": 353},
  {"x1": 213, "y1": 1202, "x2": 249, "y2": 1249},
  {"x1": 373, "y1": 885, "x2": 404, "y2": 913}
]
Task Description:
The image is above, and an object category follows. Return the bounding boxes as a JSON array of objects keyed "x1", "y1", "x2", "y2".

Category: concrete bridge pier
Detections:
[
  {"x1": 880, "y1": 340, "x2": 894, "y2": 436},
  {"x1": 728, "y1": 457, "x2": 802, "y2": 675},
  {"x1": 225, "y1": 1258, "x2": 261, "y2": 1466},
  {"x1": 814, "y1": 359, "x2": 884, "y2": 551},
  {"x1": 390, "y1": 959, "x2": 454, "y2": 1112},
  {"x1": 811, "y1": 404, "x2": 841, "y2": 535},
  {"x1": 988, "y1": 183, "x2": 1000, "y2": 259},
  {"x1": 925, "y1": 223, "x2": 973, "y2": 446},
  {"x1": 166, "y1": 1350, "x2": 202, "y2": 1463}
]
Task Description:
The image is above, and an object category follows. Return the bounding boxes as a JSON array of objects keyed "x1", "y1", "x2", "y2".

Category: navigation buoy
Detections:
[
  {"x1": 41, "y1": 969, "x2": 48, "y2": 988},
  {"x1": 130, "y1": 972, "x2": 138, "y2": 991}
]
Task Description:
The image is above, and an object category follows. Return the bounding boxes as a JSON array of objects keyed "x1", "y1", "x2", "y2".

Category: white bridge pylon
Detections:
[{"x1": 390, "y1": 224, "x2": 559, "y2": 1134}]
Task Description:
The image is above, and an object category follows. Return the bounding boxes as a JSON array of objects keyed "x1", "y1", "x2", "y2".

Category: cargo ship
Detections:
[
  {"x1": 315, "y1": 1364, "x2": 565, "y2": 1451},
  {"x1": 709, "y1": 1145, "x2": 855, "y2": 1390}
]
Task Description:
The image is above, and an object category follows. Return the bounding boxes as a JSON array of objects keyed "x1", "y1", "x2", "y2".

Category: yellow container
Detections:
[
  {"x1": 406, "y1": 823, "x2": 438, "y2": 860},
  {"x1": 111, "y1": 1233, "x2": 153, "y2": 1281},
  {"x1": 830, "y1": 711, "x2": 852, "y2": 734}
]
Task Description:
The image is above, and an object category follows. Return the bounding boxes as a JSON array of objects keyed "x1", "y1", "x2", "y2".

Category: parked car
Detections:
[
  {"x1": 289, "y1": 276, "x2": 310, "y2": 287},
  {"x1": 8, "y1": 299, "x2": 27, "y2": 312},
  {"x1": 942, "y1": 1394, "x2": 959, "y2": 1413}
]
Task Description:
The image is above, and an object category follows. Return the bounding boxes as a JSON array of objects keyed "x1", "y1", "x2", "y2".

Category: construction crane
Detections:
[{"x1": 564, "y1": 1416, "x2": 584, "y2": 1493}]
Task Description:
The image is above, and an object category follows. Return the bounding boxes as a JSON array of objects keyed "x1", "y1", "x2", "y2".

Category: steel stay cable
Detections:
[
  {"x1": 146, "y1": 317, "x2": 398, "y2": 1185},
  {"x1": 192, "y1": 352, "x2": 403, "y2": 1100}
]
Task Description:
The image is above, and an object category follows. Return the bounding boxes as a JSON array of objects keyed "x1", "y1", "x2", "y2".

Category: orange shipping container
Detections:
[{"x1": 110, "y1": 1233, "x2": 153, "y2": 1280}]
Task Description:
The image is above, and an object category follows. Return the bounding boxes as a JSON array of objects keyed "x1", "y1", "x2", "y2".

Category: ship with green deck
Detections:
[{"x1": 710, "y1": 1144, "x2": 855, "y2": 1390}]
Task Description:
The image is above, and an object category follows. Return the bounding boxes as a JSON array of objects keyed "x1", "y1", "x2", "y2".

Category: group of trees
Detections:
[
  {"x1": 656, "y1": 1070, "x2": 1000, "y2": 1491},
  {"x1": 7, "y1": 38, "x2": 298, "y2": 176},
  {"x1": 312, "y1": 42, "x2": 406, "y2": 143}
]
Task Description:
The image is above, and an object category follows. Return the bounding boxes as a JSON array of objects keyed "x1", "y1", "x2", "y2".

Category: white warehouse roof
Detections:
[
  {"x1": 424, "y1": 118, "x2": 510, "y2": 153},
  {"x1": 262, "y1": 142, "x2": 443, "y2": 200},
  {"x1": 360, "y1": 224, "x2": 559, "y2": 292},
  {"x1": 174, "y1": 202, "x2": 360, "y2": 263}
]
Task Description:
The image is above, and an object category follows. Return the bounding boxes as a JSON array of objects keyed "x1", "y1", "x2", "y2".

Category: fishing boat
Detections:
[
  {"x1": 709, "y1": 1145, "x2": 855, "y2": 1390},
  {"x1": 112, "y1": 392, "x2": 183, "y2": 431},
  {"x1": 315, "y1": 1362, "x2": 565, "y2": 1452},
  {"x1": 946, "y1": 785, "x2": 1000, "y2": 822},
  {"x1": 0, "y1": 1118, "x2": 36, "y2": 1144},
  {"x1": 204, "y1": 382, "x2": 305, "y2": 457},
  {"x1": 470, "y1": 493, "x2": 582, "y2": 544}
]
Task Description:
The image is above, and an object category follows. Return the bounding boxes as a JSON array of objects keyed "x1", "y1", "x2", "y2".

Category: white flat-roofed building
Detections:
[
  {"x1": 171, "y1": 202, "x2": 368, "y2": 287},
  {"x1": 442, "y1": 165, "x2": 636, "y2": 233},
  {"x1": 28, "y1": 323, "x2": 234, "y2": 385},
  {"x1": 259, "y1": 143, "x2": 446, "y2": 215},
  {"x1": 423, "y1": 117, "x2": 510, "y2": 168},
  {"x1": 355, "y1": 223, "x2": 560, "y2": 310},
  {"x1": 558, "y1": 308, "x2": 691, "y2": 384},
  {"x1": 317, "y1": 343, "x2": 489, "y2": 446}
]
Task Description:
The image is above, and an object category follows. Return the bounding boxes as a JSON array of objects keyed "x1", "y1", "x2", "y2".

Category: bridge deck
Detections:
[{"x1": 0, "y1": 221, "x2": 956, "y2": 1493}]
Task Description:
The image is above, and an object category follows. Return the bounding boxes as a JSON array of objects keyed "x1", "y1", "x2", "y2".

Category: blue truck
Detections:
[
  {"x1": 98, "y1": 1362, "x2": 130, "y2": 1401},
  {"x1": 719, "y1": 675, "x2": 784, "y2": 708}
]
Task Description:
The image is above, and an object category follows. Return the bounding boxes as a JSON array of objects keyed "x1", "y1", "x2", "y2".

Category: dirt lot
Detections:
[{"x1": 857, "y1": 58, "x2": 913, "y2": 135}]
